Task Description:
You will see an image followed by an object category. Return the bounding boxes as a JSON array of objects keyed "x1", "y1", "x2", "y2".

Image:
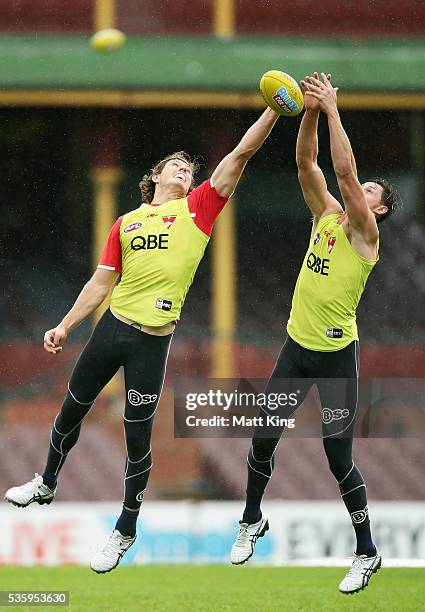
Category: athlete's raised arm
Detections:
[
  {"x1": 296, "y1": 72, "x2": 342, "y2": 222},
  {"x1": 305, "y1": 73, "x2": 378, "y2": 242},
  {"x1": 211, "y1": 107, "x2": 279, "y2": 198}
]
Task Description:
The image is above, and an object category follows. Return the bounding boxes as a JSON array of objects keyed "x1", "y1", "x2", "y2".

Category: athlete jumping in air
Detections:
[
  {"x1": 5, "y1": 107, "x2": 280, "y2": 573},
  {"x1": 230, "y1": 73, "x2": 401, "y2": 594}
]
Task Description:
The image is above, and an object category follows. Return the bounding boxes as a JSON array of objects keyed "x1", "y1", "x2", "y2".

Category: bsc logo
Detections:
[
  {"x1": 351, "y1": 506, "x2": 368, "y2": 524},
  {"x1": 322, "y1": 407, "x2": 349, "y2": 424},
  {"x1": 127, "y1": 390, "x2": 158, "y2": 406}
]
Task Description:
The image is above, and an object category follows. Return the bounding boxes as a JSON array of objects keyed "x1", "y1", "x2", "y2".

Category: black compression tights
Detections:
[
  {"x1": 243, "y1": 336, "x2": 375, "y2": 556},
  {"x1": 42, "y1": 309, "x2": 172, "y2": 510}
]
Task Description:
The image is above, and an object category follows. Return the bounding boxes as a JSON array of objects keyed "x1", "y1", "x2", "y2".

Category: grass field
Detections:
[{"x1": 1, "y1": 565, "x2": 423, "y2": 612}]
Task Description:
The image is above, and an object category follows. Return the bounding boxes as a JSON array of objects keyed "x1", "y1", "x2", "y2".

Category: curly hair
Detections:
[{"x1": 138, "y1": 151, "x2": 199, "y2": 203}]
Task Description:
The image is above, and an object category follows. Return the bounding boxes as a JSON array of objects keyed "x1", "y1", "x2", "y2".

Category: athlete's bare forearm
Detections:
[
  {"x1": 60, "y1": 279, "x2": 109, "y2": 333},
  {"x1": 303, "y1": 73, "x2": 356, "y2": 177},
  {"x1": 296, "y1": 109, "x2": 320, "y2": 168},
  {"x1": 327, "y1": 110, "x2": 357, "y2": 177},
  {"x1": 211, "y1": 107, "x2": 279, "y2": 197},
  {"x1": 350, "y1": 150, "x2": 358, "y2": 178},
  {"x1": 234, "y1": 107, "x2": 280, "y2": 160},
  {"x1": 295, "y1": 105, "x2": 341, "y2": 218},
  {"x1": 326, "y1": 110, "x2": 374, "y2": 229}
]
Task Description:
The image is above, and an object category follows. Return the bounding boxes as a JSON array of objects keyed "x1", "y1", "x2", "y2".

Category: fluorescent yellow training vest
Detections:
[
  {"x1": 111, "y1": 196, "x2": 209, "y2": 326},
  {"x1": 287, "y1": 213, "x2": 378, "y2": 351}
]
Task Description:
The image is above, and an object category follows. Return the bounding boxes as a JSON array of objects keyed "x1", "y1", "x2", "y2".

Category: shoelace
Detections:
[
  {"x1": 235, "y1": 525, "x2": 250, "y2": 548},
  {"x1": 345, "y1": 557, "x2": 370, "y2": 582},
  {"x1": 101, "y1": 532, "x2": 131, "y2": 557},
  {"x1": 236, "y1": 524, "x2": 259, "y2": 547}
]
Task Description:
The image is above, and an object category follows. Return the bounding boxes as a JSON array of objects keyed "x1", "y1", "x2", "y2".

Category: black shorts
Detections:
[
  {"x1": 273, "y1": 334, "x2": 359, "y2": 379},
  {"x1": 262, "y1": 335, "x2": 359, "y2": 438},
  {"x1": 68, "y1": 308, "x2": 173, "y2": 410}
]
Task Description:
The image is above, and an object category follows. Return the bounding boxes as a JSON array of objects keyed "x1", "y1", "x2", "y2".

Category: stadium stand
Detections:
[
  {"x1": 200, "y1": 438, "x2": 425, "y2": 502},
  {"x1": 0, "y1": 0, "x2": 424, "y2": 514}
]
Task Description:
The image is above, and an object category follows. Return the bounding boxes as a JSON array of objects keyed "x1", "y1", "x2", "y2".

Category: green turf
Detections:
[{"x1": 0, "y1": 565, "x2": 423, "y2": 612}]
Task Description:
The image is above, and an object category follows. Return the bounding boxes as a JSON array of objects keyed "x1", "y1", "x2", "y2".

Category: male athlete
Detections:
[
  {"x1": 230, "y1": 73, "x2": 400, "y2": 594},
  {"x1": 5, "y1": 107, "x2": 280, "y2": 573}
]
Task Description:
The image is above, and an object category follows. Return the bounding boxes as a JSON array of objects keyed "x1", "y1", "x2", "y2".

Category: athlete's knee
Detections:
[
  {"x1": 127, "y1": 447, "x2": 152, "y2": 470},
  {"x1": 124, "y1": 428, "x2": 150, "y2": 453},
  {"x1": 124, "y1": 420, "x2": 152, "y2": 454},
  {"x1": 124, "y1": 394, "x2": 159, "y2": 429},
  {"x1": 66, "y1": 384, "x2": 96, "y2": 407},
  {"x1": 251, "y1": 437, "x2": 278, "y2": 463}
]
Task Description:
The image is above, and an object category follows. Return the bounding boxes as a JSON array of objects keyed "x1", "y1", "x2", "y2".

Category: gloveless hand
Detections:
[
  {"x1": 301, "y1": 72, "x2": 338, "y2": 115},
  {"x1": 44, "y1": 324, "x2": 68, "y2": 354},
  {"x1": 300, "y1": 71, "x2": 331, "y2": 112}
]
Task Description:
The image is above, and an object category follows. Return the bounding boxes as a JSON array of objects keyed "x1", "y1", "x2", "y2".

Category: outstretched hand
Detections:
[{"x1": 300, "y1": 72, "x2": 338, "y2": 115}]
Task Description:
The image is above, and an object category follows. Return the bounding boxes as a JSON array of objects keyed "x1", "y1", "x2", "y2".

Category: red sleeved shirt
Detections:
[
  {"x1": 98, "y1": 215, "x2": 124, "y2": 272},
  {"x1": 98, "y1": 179, "x2": 228, "y2": 271},
  {"x1": 187, "y1": 178, "x2": 229, "y2": 236}
]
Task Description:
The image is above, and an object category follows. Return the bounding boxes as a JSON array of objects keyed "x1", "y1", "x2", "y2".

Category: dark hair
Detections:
[
  {"x1": 138, "y1": 151, "x2": 199, "y2": 203},
  {"x1": 370, "y1": 177, "x2": 402, "y2": 224}
]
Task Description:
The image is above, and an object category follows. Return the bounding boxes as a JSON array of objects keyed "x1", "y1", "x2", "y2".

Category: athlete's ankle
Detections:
[
  {"x1": 242, "y1": 509, "x2": 262, "y2": 525},
  {"x1": 115, "y1": 506, "x2": 140, "y2": 537},
  {"x1": 242, "y1": 492, "x2": 263, "y2": 525},
  {"x1": 356, "y1": 544, "x2": 377, "y2": 557},
  {"x1": 42, "y1": 473, "x2": 57, "y2": 490}
]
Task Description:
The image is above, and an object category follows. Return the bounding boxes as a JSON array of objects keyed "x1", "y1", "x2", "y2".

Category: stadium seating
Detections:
[
  {"x1": 200, "y1": 437, "x2": 425, "y2": 502},
  {"x1": 1, "y1": 390, "x2": 424, "y2": 503}
]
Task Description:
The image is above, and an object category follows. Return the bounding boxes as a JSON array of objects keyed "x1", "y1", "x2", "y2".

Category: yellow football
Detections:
[
  {"x1": 90, "y1": 28, "x2": 126, "y2": 53},
  {"x1": 260, "y1": 70, "x2": 304, "y2": 116}
]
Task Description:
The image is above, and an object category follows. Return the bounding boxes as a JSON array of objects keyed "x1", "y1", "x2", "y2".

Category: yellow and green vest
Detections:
[
  {"x1": 287, "y1": 213, "x2": 378, "y2": 351},
  {"x1": 111, "y1": 197, "x2": 209, "y2": 326}
]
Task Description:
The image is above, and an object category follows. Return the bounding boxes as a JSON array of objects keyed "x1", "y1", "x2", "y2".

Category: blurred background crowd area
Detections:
[
  {"x1": 1, "y1": 0, "x2": 425, "y2": 35},
  {"x1": 1, "y1": 1, "x2": 424, "y2": 504}
]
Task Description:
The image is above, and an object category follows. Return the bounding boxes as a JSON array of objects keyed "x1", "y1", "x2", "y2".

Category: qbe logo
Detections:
[{"x1": 127, "y1": 390, "x2": 158, "y2": 406}]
